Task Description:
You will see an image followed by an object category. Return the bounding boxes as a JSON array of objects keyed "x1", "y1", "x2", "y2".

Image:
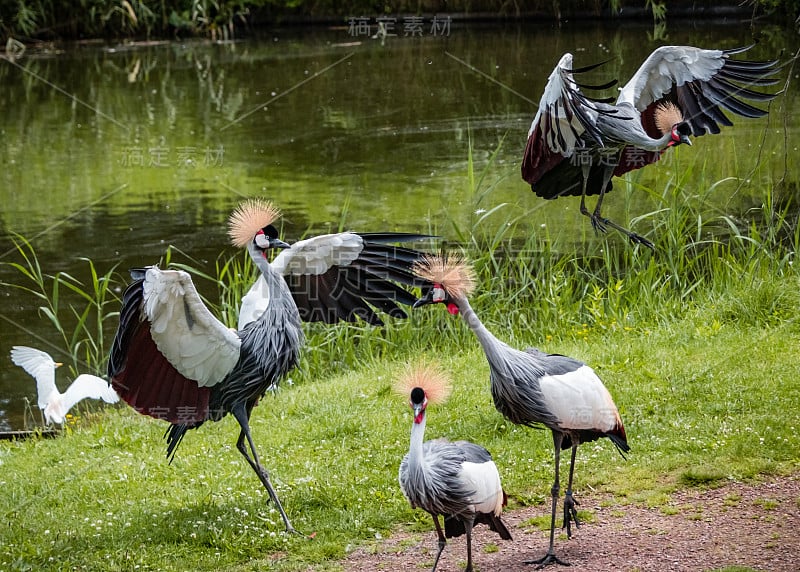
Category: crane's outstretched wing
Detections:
[
  {"x1": 617, "y1": 45, "x2": 781, "y2": 138},
  {"x1": 238, "y1": 232, "x2": 431, "y2": 329},
  {"x1": 108, "y1": 267, "x2": 241, "y2": 424},
  {"x1": 522, "y1": 53, "x2": 617, "y2": 186},
  {"x1": 60, "y1": 374, "x2": 120, "y2": 414},
  {"x1": 10, "y1": 345, "x2": 57, "y2": 409}
]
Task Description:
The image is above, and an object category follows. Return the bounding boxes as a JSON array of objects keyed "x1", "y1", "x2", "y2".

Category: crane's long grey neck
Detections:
[
  {"x1": 454, "y1": 296, "x2": 506, "y2": 354},
  {"x1": 247, "y1": 243, "x2": 298, "y2": 321},
  {"x1": 454, "y1": 295, "x2": 520, "y2": 379},
  {"x1": 407, "y1": 412, "x2": 426, "y2": 470},
  {"x1": 598, "y1": 103, "x2": 674, "y2": 151}
]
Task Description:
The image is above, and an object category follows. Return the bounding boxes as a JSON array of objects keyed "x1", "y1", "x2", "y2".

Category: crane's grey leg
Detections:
[
  {"x1": 591, "y1": 167, "x2": 655, "y2": 250},
  {"x1": 231, "y1": 403, "x2": 300, "y2": 535},
  {"x1": 464, "y1": 518, "x2": 475, "y2": 572},
  {"x1": 430, "y1": 514, "x2": 447, "y2": 572},
  {"x1": 578, "y1": 163, "x2": 598, "y2": 230},
  {"x1": 525, "y1": 432, "x2": 569, "y2": 568},
  {"x1": 563, "y1": 444, "x2": 580, "y2": 538}
]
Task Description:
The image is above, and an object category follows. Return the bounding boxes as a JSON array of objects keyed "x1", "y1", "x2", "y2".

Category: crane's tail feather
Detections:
[
  {"x1": 443, "y1": 515, "x2": 466, "y2": 538},
  {"x1": 164, "y1": 423, "x2": 191, "y2": 463},
  {"x1": 472, "y1": 512, "x2": 513, "y2": 540},
  {"x1": 608, "y1": 432, "x2": 631, "y2": 460}
]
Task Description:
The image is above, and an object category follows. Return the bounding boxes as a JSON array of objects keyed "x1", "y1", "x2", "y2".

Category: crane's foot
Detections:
[
  {"x1": 594, "y1": 215, "x2": 655, "y2": 251},
  {"x1": 524, "y1": 552, "x2": 571, "y2": 568},
  {"x1": 562, "y1": 491, "x2": 580, "y2": 538},
  {"x1": 624, "y1": 230, "x2": 655, "y2": 251},
  {"x1": 588, "y1": 214, "x2": 608, "y2": 234},
  {"x1": 284, "y1": 525, "x2": 309, "y2": 538}
]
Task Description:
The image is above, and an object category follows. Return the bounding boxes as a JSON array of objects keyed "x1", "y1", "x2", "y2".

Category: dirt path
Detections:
[{"x1": 339, "y1": 474, "x2": 800, "y2": 572}]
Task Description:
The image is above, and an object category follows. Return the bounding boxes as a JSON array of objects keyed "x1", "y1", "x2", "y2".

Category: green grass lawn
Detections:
[{"x1": 3, "y1": 287, "x2": 799, "y2": 571}]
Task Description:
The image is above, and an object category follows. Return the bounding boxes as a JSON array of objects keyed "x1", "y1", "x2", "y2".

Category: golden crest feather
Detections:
[
  {"x1": 412, "y1": 253, "x2": 476, "y2": 299},
  {"x1": 228, "y1": 199, "x2": 282, "y2": 247},
  {"x1": 653, "y1": 102, "x2": 684, "y2": 135},
  {"x1": 394, "y1": 360, "x2": 452, "y2": 405}
]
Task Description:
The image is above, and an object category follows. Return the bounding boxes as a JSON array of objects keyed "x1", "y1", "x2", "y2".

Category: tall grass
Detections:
[{"x1": 0, "y1": 233, "x2": 121, "y2": 376}]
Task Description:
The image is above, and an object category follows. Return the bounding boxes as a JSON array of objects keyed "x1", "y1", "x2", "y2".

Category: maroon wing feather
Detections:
[
  {"x1": 521, "y1": 123, "x2": 567, "y2": 185},
  {"x1": 109, "y1": 272, "x2": 210, "y2": 425}
]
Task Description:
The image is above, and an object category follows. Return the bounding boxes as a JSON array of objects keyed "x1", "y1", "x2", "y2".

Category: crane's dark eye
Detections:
[
  {"x1": 677, "y1": 123, "x2": 691, "y2": 136},
  {"x1": 410, "y1": 387, "x2": 425, "y2": 405}
]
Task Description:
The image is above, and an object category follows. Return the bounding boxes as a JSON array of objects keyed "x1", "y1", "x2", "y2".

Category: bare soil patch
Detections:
[{"x1": 338, "y1": 474, "x2": 800, "y2": 572}]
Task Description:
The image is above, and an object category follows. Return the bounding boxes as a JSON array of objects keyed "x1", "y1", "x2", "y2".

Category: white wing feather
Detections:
[
  {"x1": 528, "y1": 53, "x2": 594, "y2": 155},
  {"x1": 460, "y1": 460, "x2": 505, "y2": 516},
  {"x1": 60, "y1": 374, "x2": 120, "y2": 414},
  {"x1": 271, "y1": 232, "x2": 364, "y2": 275},
  {"x1": 10, "y1": 346, "x2": 57, "y2": 409},
  {"x1": 237, "y1": 232, "x2": 365, "y2": 329},
  {"x1": 143, "y1": 267, "x2": 241, "y2": 387},
  {"x1": 538, "y1": 364, "x2": 620, "y2": 432},
  {"x1": 617, "y1": 45, "x2": 726, "y2": 110}
]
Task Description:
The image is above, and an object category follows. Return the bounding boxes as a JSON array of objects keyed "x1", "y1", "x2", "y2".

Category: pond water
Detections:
[{"x1": 1, "y1": 19, "x2": 798, "y2": 430}]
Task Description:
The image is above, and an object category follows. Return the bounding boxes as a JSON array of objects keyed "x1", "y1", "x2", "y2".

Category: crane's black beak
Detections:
[
  {"x1": 269, "y1": 238, "x2": 290, "y2": 250},
  {"x1": 412, "y1": 288, "x2": 436, "y2": 309}
]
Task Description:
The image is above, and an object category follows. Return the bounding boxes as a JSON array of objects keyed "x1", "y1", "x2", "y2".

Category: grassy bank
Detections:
[
  {"x1": 3, "y1": 165, "x2": 800, "y2": 570},
  {"x1": 1, "y1": 308, "x2": 799, "y2": 571}
]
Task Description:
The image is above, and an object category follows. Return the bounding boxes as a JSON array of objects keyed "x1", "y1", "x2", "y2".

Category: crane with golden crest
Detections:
[
  {"x1": 413, "y1": 254, "x2": 629, "y2": 567},
  {"x1": 108, "y1": 198, "x2": 431, "y2": 534},
  {"x1": 522, "y1": 45, "x2": 782, "y2": 249},
  {"x1": 397, "y1": 361, "x2": 512, "y2": 572}
]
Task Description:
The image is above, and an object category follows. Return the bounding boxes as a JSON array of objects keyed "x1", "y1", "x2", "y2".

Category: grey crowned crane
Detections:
[
  {"x1": 522, "y1": 44, "x2": 782, "y2": 249},
  {"x1": 412, "y1": 254, "x2": 629, "y2": 567},
  {"x1": 107, "y1": 199, "x2": 430, "y2": 534},
  {"x1": 397, "y1": 361, "x2": 512, "y2": 572},
  {"x1": 10, "y1": 346, "x2": 119, "y2": 425}
]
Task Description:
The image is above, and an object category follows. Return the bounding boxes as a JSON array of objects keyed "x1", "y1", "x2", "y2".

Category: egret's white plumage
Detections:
[
  {"x1": 522, "y1": 44, "x2": 781, "y2": 248},
  {"x1": 10, "y1": 345, "x2": 118, "y2": 425}
]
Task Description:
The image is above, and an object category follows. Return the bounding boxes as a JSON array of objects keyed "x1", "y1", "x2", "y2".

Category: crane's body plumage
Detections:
[
  {"x1": 108, "y1": 201, "x2": 430, "y2": 533},
  {"x1": 454, "y1": 297, "x2": 627, "y2": 453},
  {"x1": 522, "y1": 44, "x2": 781, "y2": 248},
  {"x1": 399, "y1": 377, "x2": 511, "y2": 572},
  {"x1": 10, "y1": 346, "x2": 119, "y2": 426}
]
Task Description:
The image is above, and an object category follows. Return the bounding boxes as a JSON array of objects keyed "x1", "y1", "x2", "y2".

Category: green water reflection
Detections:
[{"x1": 0, "y1": 21, "x2": 797, "y2": 429}]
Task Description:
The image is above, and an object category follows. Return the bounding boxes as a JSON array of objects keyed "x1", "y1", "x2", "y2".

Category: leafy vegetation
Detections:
[{"x1": 0, "y1": 0, "x2": 797, "y2": 42}]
